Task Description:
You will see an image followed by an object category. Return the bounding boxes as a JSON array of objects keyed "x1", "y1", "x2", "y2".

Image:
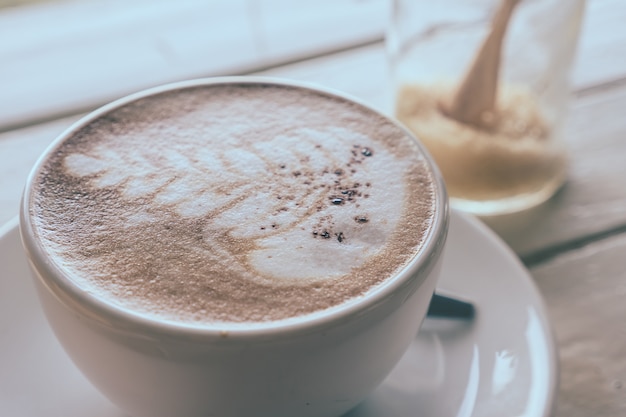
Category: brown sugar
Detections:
[{"x1": 396, "y1": 82, "x2": 567, "y2": 210}]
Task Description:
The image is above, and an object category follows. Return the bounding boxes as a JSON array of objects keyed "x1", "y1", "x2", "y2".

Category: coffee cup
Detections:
[{"x1": 19, "y1": 77, "x2": 449, "y2": 417}]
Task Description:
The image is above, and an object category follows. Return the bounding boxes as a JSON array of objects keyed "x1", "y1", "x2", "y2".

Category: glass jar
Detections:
[{"x1": 387, "y1": 0, "x2": 585, "y2": 216}]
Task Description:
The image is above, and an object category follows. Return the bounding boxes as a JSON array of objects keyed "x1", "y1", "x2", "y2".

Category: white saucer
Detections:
[{"x1": 0, "y1": 210, "x2": 557, "y2": 417}]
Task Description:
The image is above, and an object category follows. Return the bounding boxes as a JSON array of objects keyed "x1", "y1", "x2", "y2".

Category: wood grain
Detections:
[{"x1": 531, "y1": 232, "x2": 626, "y2": 417}]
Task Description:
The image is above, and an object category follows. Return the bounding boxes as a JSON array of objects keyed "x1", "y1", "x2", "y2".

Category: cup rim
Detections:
[{"x1": 20, "y1": 76, "x2": 449, "y2": 341}]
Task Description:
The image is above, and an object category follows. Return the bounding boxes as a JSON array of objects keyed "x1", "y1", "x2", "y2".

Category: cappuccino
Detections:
[{"x1": 27, "y1": 81, "x2": 437, "y2": 325}]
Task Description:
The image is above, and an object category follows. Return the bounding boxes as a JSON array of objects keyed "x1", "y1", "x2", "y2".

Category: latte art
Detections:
[
  {"x1": 64, "y1": 125, "x2": 406, "y2": 282},
  {"x1": 29, "y1": 83, "x2": 436, "y2": 324}
]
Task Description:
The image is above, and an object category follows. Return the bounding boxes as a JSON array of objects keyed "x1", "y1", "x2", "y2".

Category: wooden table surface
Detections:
[{"x1": 1, "y1": 1, "x2": 625, "y2": 415}]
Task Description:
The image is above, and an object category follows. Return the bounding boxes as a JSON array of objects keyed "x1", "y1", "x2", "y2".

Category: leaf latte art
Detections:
[{"x1": 29, "y1": 83, "x2": 436, "y2": 324}]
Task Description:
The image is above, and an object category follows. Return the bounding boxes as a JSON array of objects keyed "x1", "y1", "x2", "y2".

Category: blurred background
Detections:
[{"x1": 0, "y1": 0, "x2": 387, "y2": 131}]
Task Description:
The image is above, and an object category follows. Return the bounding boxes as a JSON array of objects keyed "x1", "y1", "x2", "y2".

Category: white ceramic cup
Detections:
[{"x1": 19, "y1": 78, "x2": 449, "y2": 417}]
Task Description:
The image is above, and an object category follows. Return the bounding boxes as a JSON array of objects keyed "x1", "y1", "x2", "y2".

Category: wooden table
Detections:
[{"x1": 1, "y1": 1, "x2": 625, "y2": 415}]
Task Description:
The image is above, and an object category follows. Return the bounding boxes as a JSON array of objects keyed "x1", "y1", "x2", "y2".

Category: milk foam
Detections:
[{"x1": 30, "y1": 83, "x2": 436, "y2": 324}]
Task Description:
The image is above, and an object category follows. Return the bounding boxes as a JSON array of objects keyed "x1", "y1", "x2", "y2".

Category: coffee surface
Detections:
[{"x1": 30, "y1": 83, "x2": 436, "y2": 324}]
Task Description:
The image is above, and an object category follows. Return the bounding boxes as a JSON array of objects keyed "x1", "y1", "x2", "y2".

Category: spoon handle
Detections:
[
  {"x1": 442, "y1": 0, "x2": 521, "y2": 129},
  {"x1": 427, "y1": 293, "x2": 475, "y2": 320}
]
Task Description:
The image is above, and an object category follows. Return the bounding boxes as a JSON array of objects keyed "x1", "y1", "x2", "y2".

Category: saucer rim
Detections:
[{"x1": 445, "y1": 210, "x2": 559, "y2": 417}]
